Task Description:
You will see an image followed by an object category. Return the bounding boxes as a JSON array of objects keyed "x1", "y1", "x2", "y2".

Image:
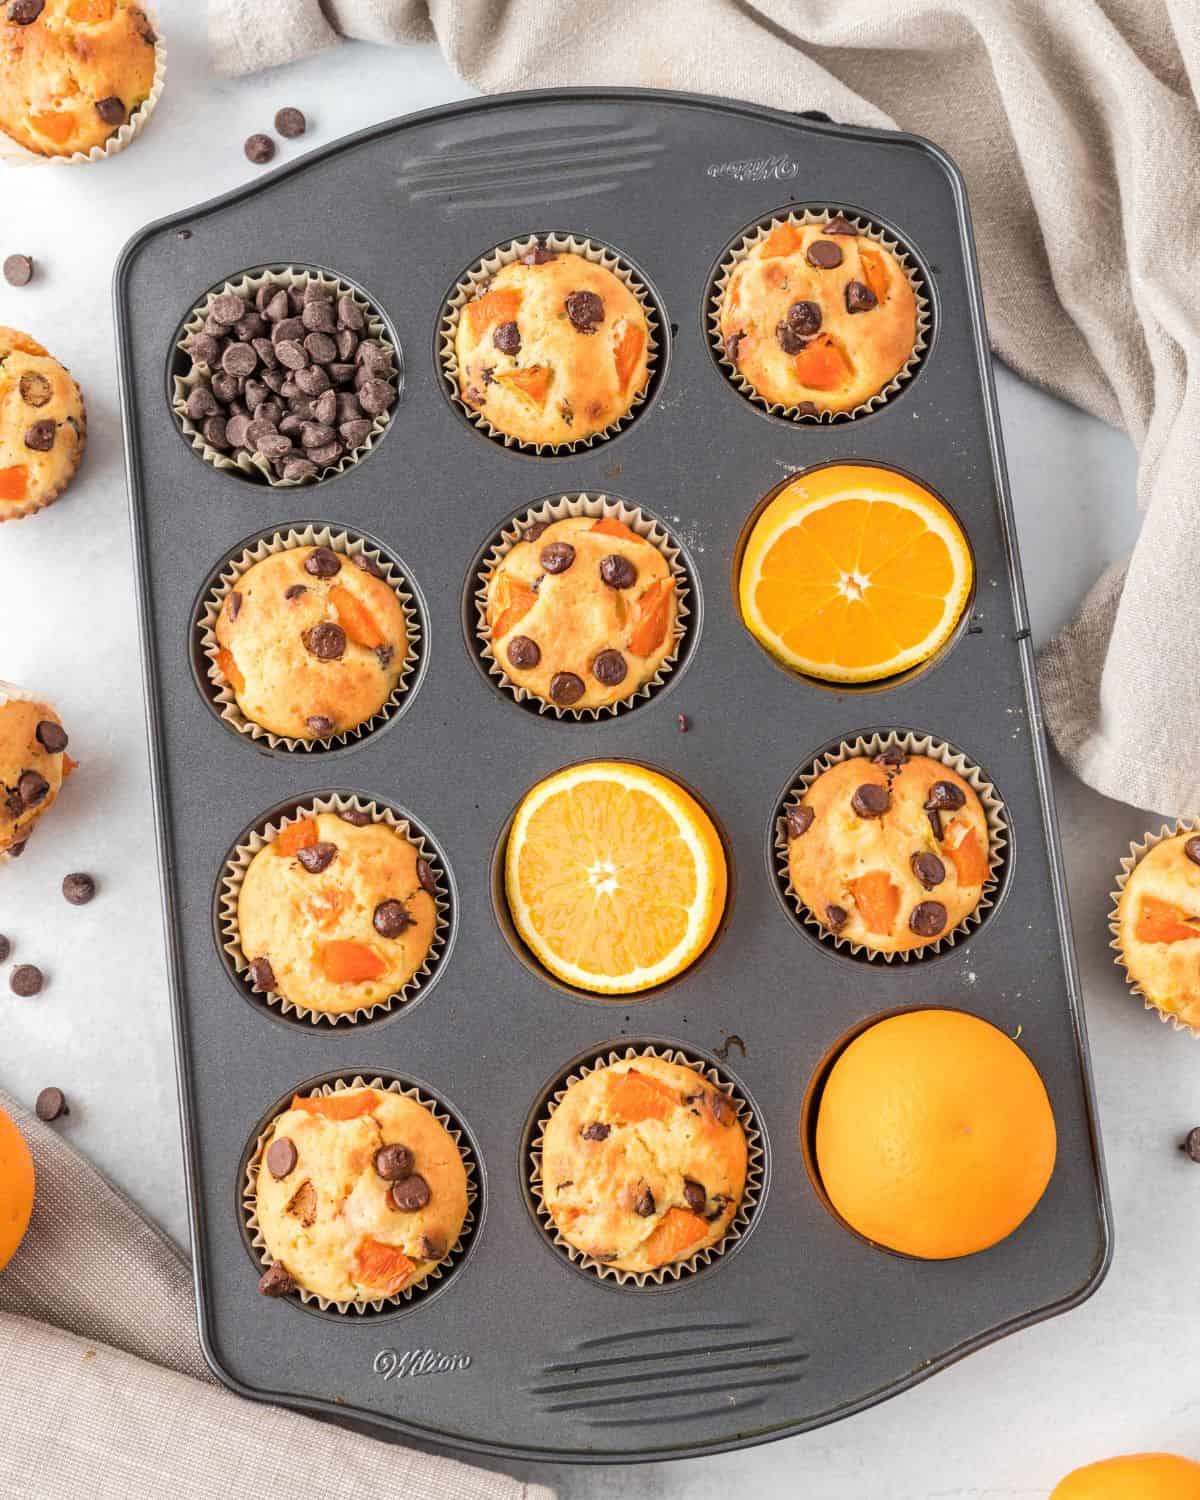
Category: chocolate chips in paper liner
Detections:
[
  {"x1": 241, "y1": 1074, "x2": 478, "y2": 1314},
  {"x1": 218, "y1": 794, "x2": 450, "y2": 1028},
  {"x1": 438, "y1": 233, "x2": 661, "y2": 453},
  {"x1": 472, "y1": 494, "x2": 692, "y2": 720},
  {"x1": 526, "y1": 1044, "x2": 764, "y2": 1288},
  {"x1": 195, "y1": 524, "x2": 420, "y2": 752},
  {"x1": 774, "y1": 730, "x2": 1008, "y2": 962},
  {"x1": 1109, "y1": 819, "x2": 1200, "y2": 1039},
  {"x1": 708, "y1": 207, "x2": 930, "y2": 423}
]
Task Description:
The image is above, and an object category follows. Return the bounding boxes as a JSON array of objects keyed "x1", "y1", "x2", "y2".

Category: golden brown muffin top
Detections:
[
  {"x1": 718, "y1": 218, "x2": 917, "y2": 414},
  {"x1": 0, "y1": 694, "x2": 70, "y2": 853},
  {"x1": 540, "y1": 1056, "x2": 747, "y2": 1275},
  {"x1": 0, "y1": 0, "x2": 157, "y2": 158},
  {"x1": 454, "y1": 249, "x2": 650, "y2": 446},
  {"x1": 786, "y1": 751, "x2": 991, "y2": 954},
  {"x1": 485, "y1": 515, "x2": 677, "y2": 711},
  {"x1": 0, "y1": 327, "x2": 85, "y2": 520},
  {"x1": 1115, "y1": 832, "x2": 1200, "y2": 1031}
]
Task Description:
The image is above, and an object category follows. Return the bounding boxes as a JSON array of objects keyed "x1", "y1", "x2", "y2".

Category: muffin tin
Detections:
[{"x1": 115, "y1": 89, "x2": 1111, "y2": 1463}]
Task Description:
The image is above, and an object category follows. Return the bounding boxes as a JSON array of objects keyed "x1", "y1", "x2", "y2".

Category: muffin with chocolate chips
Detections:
[
  {"x1": 484, "y1": 513, "x2": 678, "y2": 712},
  {"x1": 717, "y1": 216, "x2": 917, "y2": 416},
  {"x1": 0, "y1": 327, "x2": 85, "y2": 521},
  {"x1": 1114, "y1": 830, "x2": 1200, "y2": 1033},
  {"x1": 212, "y1": 543, "x2": 407, "y2": 742},
  {"x1": 253, "y1": 1084, "x2": 468, "y2": 1304},
  {"x1": 236, "y1": 810, "x2": 438, "y2": 1018},
  {"x1": 453, "y1": 244, "x2": 651, "y2": 447},
  {"x1": 785, "y1": 750, "x2": 990, "y2": 954},
  {"x1": 0, "y1": 688, "x2": 72, "y2": 856},
  {"x1": 539, "y1": 1056, "x2": 747, "y2": 1275}
]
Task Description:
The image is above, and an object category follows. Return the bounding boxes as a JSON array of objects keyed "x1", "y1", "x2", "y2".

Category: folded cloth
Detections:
[
  {"x1": 210, "y1": 0, "x2": 1200, "y2": 817},
  {"x1": 0, "y1": 1088, "x2": 554, "y2": 1500}
]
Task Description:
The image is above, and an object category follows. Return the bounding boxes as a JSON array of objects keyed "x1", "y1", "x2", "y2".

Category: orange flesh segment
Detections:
[
  {"x1": 850, "y1": 871, "x2": 899, "y2": 935},
  {"x1": 0, "y1": 467, "x2": 28, "y2": 502},
  {"x1": 608, "y1": 1068, "x2": 678, "y2": 1124},
  {"x1": 463, "y1": 288, "x2": 521, "y2": 338},
  {"x1": 1135, "y1": 894, "x2": 1200, "y2": 944},
  {"x1": 276, "y1": 817, "x2": 318, "y2": 856},
  {"x1": 859, "y1": 247, "x2": 890, "y2": 303},
  {"x1": 944, "y1": 820, "x2": 989, "y2": 885},
  {"x1": 329, "y1": 585, "x2": 384, "y2": 649},
  {"x1": 489, "y1": 573, "x2": 537, "y2": 639},
  {"x1": 614, "y1": 323, "x2": 645, "y2": 390},
  {"x1": 761, "y1": 223, "x2": 804, "y2": 257},
  {"x1": 305, "y1": 889, "x2": 345, "y2": 928},
  {"x1": 353, "y1": 1236, "x2": 415, "y2": 1294},
  {"x1": 794, "y1": 335, "x2": 852, "y2": 390},
  {"x1": 214, "y1": 647, "x2": 244, "y2": 695},
  {"x1": 642, "y1": 1208, "x2": 708, "y2": 1267},
  {"x1": 319, "y1": 940, "x2": 388, "y2": 984},
  {"x1": 29, "y1": 111, "x2": 77, "y2": 145},
  {"x1": 497, "y1": 365, "x2": 551, "y2": 405},
  {"x1": 291, "y1": 1089, "x2": 380, "y2": 1118},
  {"x1": 590, "y1": 517, "x2": 641, "y2": 542},
  {"x1": 628, "y1": 577, "x2": 674, "y2": 656}
]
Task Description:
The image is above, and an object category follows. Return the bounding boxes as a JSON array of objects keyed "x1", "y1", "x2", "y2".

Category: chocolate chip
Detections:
[
  {"x1": 311, "y1": 389, "x2": 336, "y2": 426},
  {"x1": 725, "y1": 330, "x2": 745, "y2": 362},
  {"x1": 305, "y1": 715, "x2": 334, "y2": 736},
  {"x1": 300, "y1": 421, "x2": 335, "y2": 450},
  {"x1": 374, "y1": 1143, "x2": 414, "y2": 1180},
  {"x1": 824, "y1": 215, "x2": 857, "y2": 235},
  {"x1": 824, "y1": 904, "x2": 848, "y2": 933},
  {"x1": 845, "y1": 279, "x2": 878, "y2": 313},
  {"x1": 276, "y1": 339, "x2": 308, "y2": 371},
  {"x1": 599, "y1": 553, "x2": 636, "y2": 589},
  {"x1": 1182, "y1": 1127, "x2": 1200, "y2": 1164},
  {"x1": 786, "y1": 804, "x2": 814, "y2": 839},
  {"x1": 18, "y1": 372, "x2": 51, "y2": 407},
  {"x1": 357, "y1": 339, "x2": 392, "y2": 373},
  {"x1": 549, "y1": 672, "x2": 585, "y2": 706},
  {"x1": 296, "y1": 841, "x2": 336, "y2": 874},
  {"x1": 2, "y1": 253, "x2": 33, "y2": 285},
  {"x1": 35, "y1": 1087, "x2": 67, "y2": 1122},
  {"x1": 356, "y1": 378, "x2": 393, "y2": 416},
  {"x1": 266, "y1": 1137, "x2": 298, "y2": 1179},
  {"x1": 10, "y1": 964, "x2": 43, "y2": 997},
  {"x1": 225, "y1": 413, "x2": 251, "y2": 449},
  {"x1": 284, "y1": 584, "x2": 307, "y2": 601},
  {"x1": 391, "y1": 1174, "x2": 431, "y2": 1212},
  {"x1": 519, "y1": 522, "x2": 547, "y2": 545},
  {"x1": 62, "y1": 872, "x2": 95, "y2": 905},
  {"x1": 797, "y1": 400, "x2": 819, "y2": 417},
  {"x1": 677, "y1": 713, "x2": 689, "y2": 733},
  {"x1": 304, "y1": 546, "x2": 341, "y2": 578},
  {"x1": 201, "y1": 415, "x2": 229, "y2": 451},
  {"x1": 633, "y1": 1187, "x2": 655, "y2": 1217},
  {"x1": 682, "y1": 1178, "x2": 707, "y2": 1213},
  {"x1": 339, "y1": 419, "x2": 371, "y2": 449},
  {"x1": 776, "y1": 321, "x2": 807, "y2": 355},
  {"x1": 189, "y1": 335, "x2": 222, "y2": 370},
  {"x1": 592, "y1": 649, "x2": 627, "y2": 686},
  {"x1": 565, "y1": 289, "x2": 604, "y2": 332},
  {"x1": 519, "y1": 243, "x2": 556, "y2": 265},
  {"x1": 211, "y1": 292, "x2": 246, "y2": 325},
  {"x1": 493, "y1": 320, "x2": 521, "y2": 355},
  {"x1": 708, "y1": 1091, "x2": 736, "y2": 1127},
  {"x1": 257, "y1": 1262, "x2": 296, "y2": 1298},
  {"x1": 926, "y1": 780, "x2": 966, "y2": 812},
  {"x1": 1184, "y1": 837, "x2": 1200, "y2": 867},
  {"x1": 337, "y1": 293, "x2": 365, "y2": 330},
  {"x1": 335, "y1": 328, "x2": 359, "y2": 362},
  {"x1": 269, "y1": 105, "x2": 305, "y2": 139},
  {"x1": 910, "y1": 852, "x2": 946, "y2": 890},
  {"x1": 787, "y1": 299, "x2": 822, "y2": 335},
  {"x1": 211, "y1": 372, "x2": 239, "y2": 403},
  {"x1": 304, "y1": 330, "x2": 337, "y2": 364},
  {"x1": 339, "y1": 808, "x2": 372, "y2": 826},
  {"x1": 244, "y1": 133, "x2": 276, "y2": 165},
  {"x1": 7, "y1": 842, "x2": 25, "y2": 859},
  {"x1": 506, "y1": 635, "x2": 540, "y2": 669},
  {"x1": 23, "y1": 420, "x2": 55, "y2": 452},
  {"x1": 307, "y1": 440, "x2": 343, "y2": 467},
  {"x1": 19, "y1": 771, "x2": 48, "y2": 807},
  {"x1": 235, "y1": 313, "x2": 267, "y2": 342},
  {"x1": 0, "y1": 937, "x2": 8, "y2": 963},
  {"x1": 851, "y1": 783, "x2": 890, "y2": 818},
  {"x1": 248, "y1": 956, "x2": 275, "y2": 992},
  {"x1": 909, "y1": 901, "x2": 948, "y2": 937},
  {"x1": 874, "y1": 746, "x2": 907, "y2": 768},
  {"x1": 373, "y1": 899, "x2": 413, "y2": 937},
  {"x1": 807, "y1": 239, "x2": 843, "y2": 269},
  {"x1": 540, "y1": 541, "x2": 575, "y2": 574},
  {"x1": 35, "y1": 719, "x2": 67, "y2": 753},
  {"x1": 580, "y1": 1122, "x2": 610, "y2": 1141},
  {"x1": 925, "y1": 807, "x2": 943, "y2": 841},
  {"x1": 420, "y1": 1236, "x2": 445, "y2": 1261},
  {"x1": 281, "y1": 457, "x2": 318, "y2": 483}
]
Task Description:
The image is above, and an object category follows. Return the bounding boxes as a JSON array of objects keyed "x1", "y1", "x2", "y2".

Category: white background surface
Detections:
[{"x1": 2, "y1": 8, "x2": 1196, "y2": 1497}]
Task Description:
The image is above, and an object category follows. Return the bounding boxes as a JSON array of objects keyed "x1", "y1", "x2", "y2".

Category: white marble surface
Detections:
[{"x1": 2, "y1": 10, "x2": 1196, "y2": 1496}]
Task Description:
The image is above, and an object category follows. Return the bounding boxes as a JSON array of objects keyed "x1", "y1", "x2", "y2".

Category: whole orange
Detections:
[
  {"x1": 0, "y1": 1103, "x2": 35, "y2": 1271},
  {"x1": 1051, "y1": 1454, "x2": 1200, "y2": 1498},
  {"x1": 814, "y1": 1008, "x2": 1056, "y2": 1258}
]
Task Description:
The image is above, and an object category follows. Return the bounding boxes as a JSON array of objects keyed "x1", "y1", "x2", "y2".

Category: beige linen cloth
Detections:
[
  {"x1": 213, "y1": 0, "x2": 1200, "y2": 817},
  {"x1": 0, "y1": 1088, "x2": 553, "y2": 1500}
]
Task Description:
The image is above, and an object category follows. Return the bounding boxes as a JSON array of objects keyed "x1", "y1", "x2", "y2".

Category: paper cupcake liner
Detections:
[
  {"x1": 473, "y1": 494, "x2": 691, "y2": 721},
  {"x1": 775, "y1": 730, "x2": 1008, "y2": 962},
  {"x1": 0, "y1": 383, "x2": 87, "y2": 523},
  {"x1": 219, "y1": 793, "x2": 450, "y2": 1028},
  {"x1": 708, "y1": 207, "x2": 930, "y2": 423},
  {"x1": 242, "y1": 1073, "x2": 478, "y2": 1314},
  {"x1": 527, "y1": 1044, "x2": 763, "y2": 1288},
  {"x1": 0, "y1": 7, "x2": 165, "y2": 167},
  {"x1": 1109, "y1": 821, "x2": 1200, "y2": 1040},
  {"x1": 0, "y1": 679, "x2": 66, "y2": 863},
  {"x1": 172, "y1": 266, "x2": 398, "y2": 486},
  {"x1": 438, "y1": 233, "x2": 660, "y2": 454},
  {"x1": 196, "y1": 525, "x2": 419, "y2": 752}
]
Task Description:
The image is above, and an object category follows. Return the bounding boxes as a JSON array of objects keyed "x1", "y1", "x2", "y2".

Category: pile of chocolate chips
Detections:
[{"x1": 181, "y1": 278, "x2": 397, "y2": 484}]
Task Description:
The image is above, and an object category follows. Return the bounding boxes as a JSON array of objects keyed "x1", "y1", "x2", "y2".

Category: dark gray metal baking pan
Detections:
[{"x1": 114, "y1": 87, "x2": 1111, "y2": 1464}]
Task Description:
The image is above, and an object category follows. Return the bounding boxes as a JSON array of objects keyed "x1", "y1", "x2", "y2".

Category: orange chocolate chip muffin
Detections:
[
  {"x1": 1115, "y1": 831, "x2": 1200, "y2": 1032},
  {"x1": 254, "y1": 1085, "x2": 468, "y2": 1303},
  {"x1": 236, "y1": 810, "x2": 437, "y2": 1018},
  {"x1": 540, "y1": 1056, "x2": 747, "y2": 1275},
  {"x1": 485, "y1": 515, "x2": 677, "y2": 711},
  {"x1": 786, "y1": 748, "x2": 990, "y2": 954},
  {"x1": 0, "y1": 327, "x2": 85, "y2": 521},
  {"x1": 212, "y1": 545, "x2": 407, "y2": 742},
  {"x1": 0, "y1": 0, "x2": 158, "y2": 159},
  {"x1": 0, "y1": 689, "x2": 71, "y2": 856},
  {"x1": 454, "y1": 245, "x2": 650, "y2": 446},
  {"x1": 718, "y1": 216, "x2": 917, "y2": 415}
]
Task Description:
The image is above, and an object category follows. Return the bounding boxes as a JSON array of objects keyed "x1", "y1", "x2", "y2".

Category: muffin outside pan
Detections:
[{"x1": 1110, "y1": 820, "x2": 1200, "y2": 1038}]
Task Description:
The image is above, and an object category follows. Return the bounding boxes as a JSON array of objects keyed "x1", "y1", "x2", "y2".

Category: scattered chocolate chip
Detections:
[
  {"x1": 851, "y1": 783, "x2": 890, "y2": 818},
  {"x1": 507, "y1": 635, "x2": 540, "y2": 669},
  {"x1": 565, "y1": 289, "x2": 604, "y2": 332},
  {"x1": 493, "y1": 320, "x2": 521, "y2": 355},
  {"x1": 10, "y1": 964, "x2": 43, "y2": 997},
  {"x1": 845, "y1": 279, "x2": 878, "y2": 313},
  {"x1": 677, "y1": 713, "x2": 689, "y2": 733},
  {"x1": 416, "y1": 858, "x2": 437, "y2": 896},
  {"x1": 786, "y1": 804, "x2": 814, "y2": 839},
  {"x1": 1182, "y1": 1128, "x2": 1200, "y2": 1164},
  {"x1": 304, "y1": 546, "x2": 341, "y2": 578},
  {"x1": 296, "y1": 841, "x2": 336, "y2": 874},
  {"x1": 35, "y1": 719, "x2": 67, "y2": 753},
  {"x1": 2, "y1": 253, "x2": 33, "y2": 285},
  {"x1": 244, "y1": 133, "x2": 276, "y2": 165},
  {"x1": 776, "y1": 320, "x2": 807, "y2": 355},
  {"x1": 0, "y1": 937, "x2": 8, "y2": 963},
  {"x1": 909, "y1": 901, "x2": 948, "y2": 938},
  {"x1": 374, "y1": 1143, "x2": 414, "y2": 1180},
  {"x1": 391, "y1": 1174, "x2": 431, "y2": 1212},
  {"x1": 339, "y1": 808, "x2": 372, "y2": 826},
  {"x1": 926, "y1": 780, "x2": 967, "y2": 811},
  {"x1": 18, "y1": 372, "x2": 51, "y2": 407},
  {"x1": 519, "y1": 243, "x2": 556, "y2": 265},
  {"x1": 824, "y1": 215, "x2": 856, "y2": 235},
  {"x1": 35, "y1": 1087, "x2": 67, "y2": 1122},
  {"x1": 540, "y1": 541, "x2": 575, "y2": 574},
  {"x1": 824, "y1": 904, "x2": 848, "y2": 933},
  {"x1": 592, "y1": 649, "x2": 627, "y2": 686},
  {"x1": 633, "y1": 1187, "x2": 655, "y2": 1217},
  {"x1": 22, "y1": 420, "x2": 55, "y2": 452},
  {"x1": 305, "y1": 715, "x2": 334, "y2": 737},
  {"x1": 599, "y1": 553, "x2": 636, "y2": 589},
  {"x1": 373, "y1": 899, "x2": 413, "y2": 938},
  {"x1": 1185, "y1": 838, "x2": 1200, "y2": 867},
  {"x1": 62, "y1": 872, "x2": 95, "y2": 905},
  {"x1": 420, "y1": 1236, "x2": 445, "y2": 1261},
  {"x1": 248, "y1": 956, "x2": 276, "y2": 992},
  {"x1": 522, "y1": 521, "x2": 548, "y2": 544},
  {"x1": 549, "y1": 672, "x2": 585, "y2": 706},
  {"x1": 257, "y1": 1262, "x2": 296, "y2": 1298},
  {"x1": 806, "y1": 239, "x2": 843, "y2": 269},
  {"x1": 272, "y1": 106, "x2": 306, "y2": 138},
  {"x1": 580, "y1": 1122, "x2": 610, "y2": 1141},
  {"x1": 910, "y1": 852, "x2": 945, "y2": 890},
  {"x1": 682, "y1": 1178, "x2": 707, "y2": 1212},
  {"x1": 18, "y1": 771, "x2": 48, "y2": 807},
  {"x1": 708, "y1": 1091, "x2": 736, "y2": 1127},
  {"x1": 266, "y1": 1137, "x2": 298, "y2": 1179}
]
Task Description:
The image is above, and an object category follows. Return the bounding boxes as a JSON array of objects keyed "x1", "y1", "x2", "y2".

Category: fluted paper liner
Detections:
[
  {"x1": 219, "y1": 794, "x2": 449, "y2": 1027},
  {"x1": 708, "y1": 207, "x2": 930, "y2": 422},
  {"x1": 528, "y1": 1044, "x2": 763, "y2": 1288},
  {"x1": 0, "y1": 7, "x2": 165, "y2": 167},
  {"x1": 439, "y1": 233, "x2": 659, "y2": 453},
  {"x1": 473, "y1": 493, "x2": 690, "y2": 720},
  {"x1": 196, "y1": 524, "x2": 419, "y2": 752},
  {"x1": 1109, "y1": 820, "x2": 1200, "y2": 1039},
  {"x1": 173, "y1": 266, "x2": 397, "y2": 486},
  {"x1": 776, "y1": 730, "x2": 1007, "y2": 962},
  {"x1": 0, "y1": 376, "x2": 87, "y2": 523},
  {"x1": 242, "y1": 1074, "x2": 478, "y2": 1313},
  {"x1": 0, "y1": 678, "x2": 66, "y2": 863}
]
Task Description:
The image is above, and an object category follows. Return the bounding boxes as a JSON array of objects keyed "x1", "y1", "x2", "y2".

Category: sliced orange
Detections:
[
  {"x1": 353, "y1": 1236, "x2": 415, "y2": 1294},
  {"x1": 505, "y1": 761, "x2": 726, "y2": 995},
  {"x1": 276, "y1": 817, "x2": 318, "y2": 857},
  {"x1": 943, "y1": 818, "x2": 989, "y2": 885},
  {"x1": 613, "y1": 322, "x2": 645, "y2": 390},
  {"x1": 329, "y1": 585, "x2": 384, "y2": 649},
  {"x1": 1135, "y1": 894, "x2": 1200, "y2": 945},
  {"x1": 608, "y1": 1067, "x2": 678, "y2": 1123},
  {"x1": 739, "y1": 464, "x2": 973, "y2": 683},
  {"x1": 0, "y1": 466, "x2": 28, "y2": 503},
  {"x1": 291, "y1": 1089, "x2": 379, "y2": 1119},
  {"x1": 463, "y1": 288, "x2": 521, "y2": 338},
  {"x1": 496, "y1": 364, "x2": 551, "y2": 405},
  {"x1": 641, "y1": 1208, "x2": 708, "y2": 1267}
]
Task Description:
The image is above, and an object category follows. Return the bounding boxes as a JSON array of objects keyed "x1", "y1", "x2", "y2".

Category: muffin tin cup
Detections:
[
  {"x1": 241, "y1": 1073, "x2": 478, "y2": 1314},
  {"x1": 0, "y1": 678, "x2": 65, "y2": 863},
  {"x1": 1108, "y1": 821, "x2": 1200, "y2": 1040},
  {"x1": 0, "y1": 375, "x2": 87, "y2": 524},
  {"x1": 438, "y1": 232, "x2": 660, "y2": 454},
  {"x1": 0, "y1": 5, "x2": 166, "y2": 168},
  {"x1": 527, "y1": 1043, "x2": 764, "y2": 1288},
  {"x1": 473, "y1": 493, "x2": 691, "y2": 720},
  {"x1": 196, "y1": 524, "x2": 420, "y2": 752},
  {"x1": 218, "y1": 793, "x2": 450, "y2": 1028},
  {"x1": 775, "y1": 729, "x2": 1008, "y2": 962},
  {"x1": 708, "y1": 207, "x2": 930, "y2": 423},
  {"x1": 172, "y1": 266, "x2": 398, "y2": 486}
]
